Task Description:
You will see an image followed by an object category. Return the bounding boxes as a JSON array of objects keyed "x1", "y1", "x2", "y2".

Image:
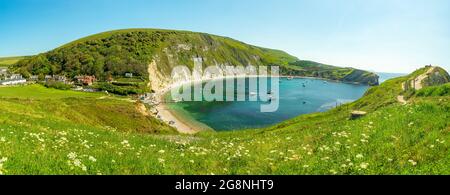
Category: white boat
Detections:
[{"x1": 249, "y1": 92, "x2": 257, "y2": 96}]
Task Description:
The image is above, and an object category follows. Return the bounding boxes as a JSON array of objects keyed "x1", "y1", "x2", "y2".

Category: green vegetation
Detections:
[
  {"x1": 11, "y1": 29, "x2": 377, "y2": 88},
  {"x1": 0, "y1": 85, "x2": 101, "y2": 99},
  {"x1": 0, "y1": 85, "x2": 175, "y2": 133},
  {"x1": 286, "y1": 60, "x2": 379, "y2": 85},
  {"x1": 44, "y1": 81, "x2": 73, "y2": 90},
  {"x1": 0, "y1": 67, "x2": 448, "y2": 174},
  {"x1": 92, "y1": 82, "x2": 147, "y2": 96},
  {"x1": 0, "y1": 56, "x2": 28, "y2": 67},
  {"x1": 415, "y1": 83, "x2": 450, "y2": 97}
]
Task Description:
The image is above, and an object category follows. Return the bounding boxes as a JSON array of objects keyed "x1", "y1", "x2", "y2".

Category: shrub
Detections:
[
  {"x1": 44, "y1": 81, "x2": 72, "y2": 90},
  {"x1": 93, "y1": 82, "x2": 143, "y2": 95}
]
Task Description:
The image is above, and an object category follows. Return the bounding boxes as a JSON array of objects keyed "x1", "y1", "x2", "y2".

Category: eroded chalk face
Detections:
[{"x1": 170, "y1": 57, "x2": 279, "y2": 112}]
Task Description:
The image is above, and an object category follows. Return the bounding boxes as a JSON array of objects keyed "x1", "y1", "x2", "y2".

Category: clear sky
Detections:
[{"x1": 1, "y1": 0, "x2": 449, "y2": 73}]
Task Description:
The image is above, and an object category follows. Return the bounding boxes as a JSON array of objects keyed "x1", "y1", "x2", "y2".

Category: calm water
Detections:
[
  {"x1": 167, "y1": 77, "x2": 369, "y2": 131},
  {"x1": 376, "y1": 72, "x2": 406, "y2": 83}
]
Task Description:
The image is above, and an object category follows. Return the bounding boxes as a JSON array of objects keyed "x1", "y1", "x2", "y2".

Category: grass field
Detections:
[
  {"x1": 0, "y1": 85, "x2": 102, "y2": 99},
  {"x1": 0, "y1": 56, "x2": 28, "y2": 67},
  {"x1": 0, "y1": 69, "x2": 448, "y2": 174}
]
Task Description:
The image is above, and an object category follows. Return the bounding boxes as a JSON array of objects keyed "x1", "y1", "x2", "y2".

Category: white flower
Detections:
[
  {"x1": 121, "y1": 140, "x2": 131, "y2": 147},
  {"x1": 189, "y1": 160, "x2": 195, "y2": 163},
  {"x1": 408, "y1": 159, "x2": 417, "y2": 166},
  {"x1": 0, "y1": 137, "x2": 5, "y2": 142},
  {"x1": 356, "y1": 154, "x2": 364, "y2": 159},
  {"x1": 0, "y1": 157, "x2": 8, "y2": 175},
  {"x1": 158, "y1": 150, "x2": 165, "y2": 154},
  {"x1": 88, "y1": 156, "x2": 97, "y2": 162},
  {"x1": 73, "y1": 159, "x2": 82, "y2": 167},
  {"x1": 360, "y1": 162, "x2": 369, "y2": 169},
  {"x1": 67, "y1": 152, "x2": 77, "y2": 159},
  {"x1": 158, "y1": 158, "x2": 165, "y2": 163}
]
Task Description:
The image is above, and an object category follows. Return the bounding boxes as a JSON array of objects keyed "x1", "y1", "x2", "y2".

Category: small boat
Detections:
[
  {"x1": 287, "y1": 76, "x2": 294, "y2": 80},
  {"x1": 268, "y1": 95, "x2": 277, "y2": 101},
  {"x1": 249, "y1": 92, "x2": 257, "y2": 96}
]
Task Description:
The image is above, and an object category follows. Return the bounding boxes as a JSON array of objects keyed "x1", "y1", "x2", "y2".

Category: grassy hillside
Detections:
[
  {"x1": 11, "y1": 29, "x2": 378, "y2": 87},
  {"x1": 0, "y1": 85, "x2": 175, "y2": 134},
  {"x1": 415, "y1": 83, "x2": 450, "y2": 97},
  {"x1": 0, "y1": 56, "x2": 28, "y2": 67},
  {"x1": 286, "y1": 60, "x2": 379, "y2": 85},
  {"x1": 0, "y1": 67, "x2": 447, "y2": 174}
]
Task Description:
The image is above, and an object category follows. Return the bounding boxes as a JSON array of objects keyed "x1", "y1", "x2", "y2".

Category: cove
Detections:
[{"x1": 165, "y1": 77, "x2": 369, "y2": 131}]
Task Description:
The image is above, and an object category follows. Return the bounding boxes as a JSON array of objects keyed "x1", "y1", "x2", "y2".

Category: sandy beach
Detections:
[{"x1": 155, "y1": 102, "x2": 199, "y2": 134}]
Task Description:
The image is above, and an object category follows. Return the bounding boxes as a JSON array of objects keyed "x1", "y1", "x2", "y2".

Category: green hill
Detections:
[
  {"x1": 0, "y1": 56, "x2": 28, "y2": 67},
  {"x1": 11, "y1": 29, "x2": 378, "y2": 89},
  {"x1": 285, "y1": 60, "x2": 379, "y2": 85},
  {"x1": 0, "y1": 66, "x2": 447, "y2": 174}
]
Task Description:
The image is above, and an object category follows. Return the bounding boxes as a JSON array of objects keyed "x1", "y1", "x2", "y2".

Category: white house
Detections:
[
  {"x1": 0, "y1": 78, "x2": 26, "y2": 85},
  {"x1": 125, "y1": 73, "x2": 133, "y2": 78},
  {"x1": 9, "y1": 74, "x2": 23, "y2": 80},
  {"x1": 0, "y1": 67, "x2": 7, "y2": 77}
]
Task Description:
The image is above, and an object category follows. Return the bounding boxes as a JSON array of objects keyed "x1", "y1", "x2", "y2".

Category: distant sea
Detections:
[{"x1": 376, "y1": 72, "x2": 407, "y2": 83}]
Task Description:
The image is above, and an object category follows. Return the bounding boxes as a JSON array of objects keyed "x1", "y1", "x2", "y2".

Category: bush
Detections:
[
  {"x1": 111, "y1": 81, "x2": 140, "y2": 87},
  {"x1": 93, "y1": 82, "x2": 143, "y2": 95},
  {"x1": 44, "y1": 81, "x2": 72, "y2": 90},
  {"x1": 416, "y1": 83, "x2": 450, "y2": 97}
]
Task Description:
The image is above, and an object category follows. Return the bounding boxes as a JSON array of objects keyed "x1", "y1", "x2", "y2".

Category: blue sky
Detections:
[{"x1": 1, "y1": 0, "x2": 449, "y2": 73}]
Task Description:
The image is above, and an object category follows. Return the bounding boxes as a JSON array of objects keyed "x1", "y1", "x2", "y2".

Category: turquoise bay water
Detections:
[{"x1": 168, "y1": 77, "x2": 369, "y2": 131}]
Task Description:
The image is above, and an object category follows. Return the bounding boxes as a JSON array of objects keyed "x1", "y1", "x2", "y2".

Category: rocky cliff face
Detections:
[{"x1": 402, "y1": 66, "x2": 450, "y2": 90}]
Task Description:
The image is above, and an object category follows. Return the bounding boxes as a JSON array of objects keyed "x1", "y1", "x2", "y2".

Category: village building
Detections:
[
  {"x1": 30, "y1": 75, "x2": 39, "y2": 81},
  {"x1": 75, "y1": 75, "x2": 96, "y2": 86},
  {"x1": 0, "y1": 67, "x2": 7, "y2": 76},
  {"x1": 125, "y1": 73, "x2": 133, "y2": 78},
  {"x1": 10, "y1": 74, "x2": 23, "y2": 80},
  {"x1": 0, "y1": 74, "x2": 26, "y2": 86},
  {"x1": 0, "y1": 78, "x2": 27, "y2": 85},
  {"x1": 44, "y1": 75, "x2": 53, "y2": 81}
]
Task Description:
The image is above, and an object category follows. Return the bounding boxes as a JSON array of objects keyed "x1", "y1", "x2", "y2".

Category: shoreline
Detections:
[
  {"x1": 152, "y1": 75, "x2": 260, "y2": 134},
  {"x1": 152, "y1": 75, "x2": 370, "y2": 134}
]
